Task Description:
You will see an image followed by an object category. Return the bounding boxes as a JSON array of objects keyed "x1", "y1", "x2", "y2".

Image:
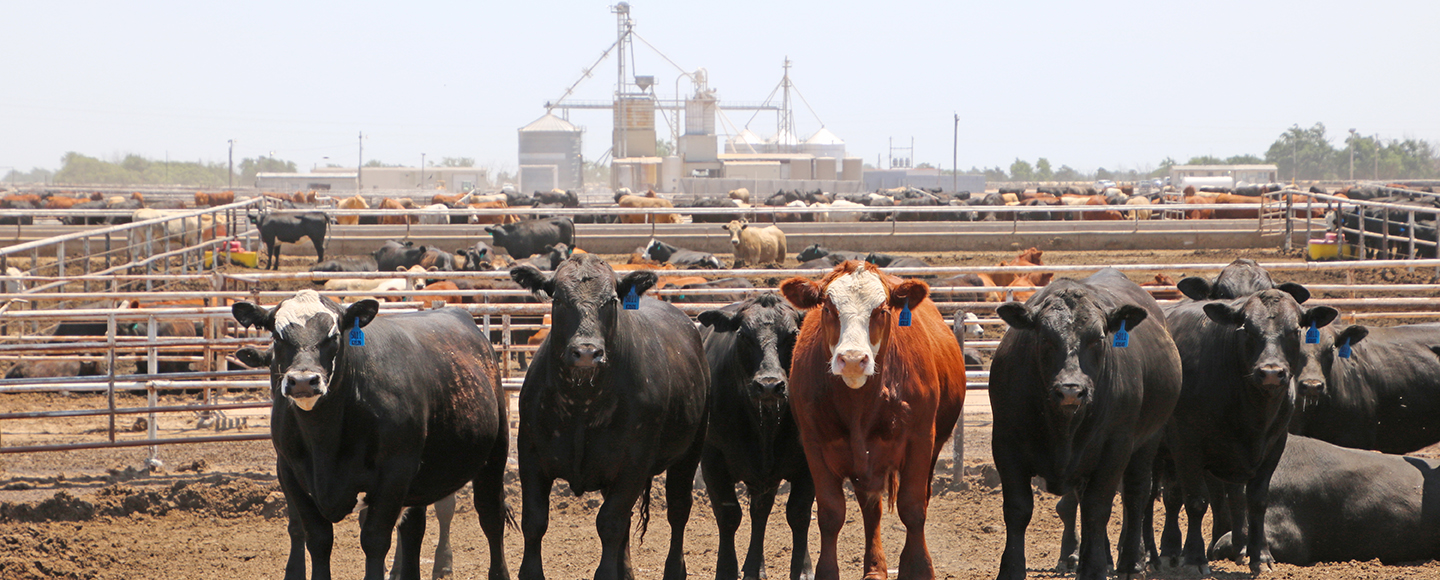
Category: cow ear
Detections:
[
  {"x1": 780, "y1": 277, "x2": 822, "y2": 309},
  {"x1": 996, "y1": 302, "x2": 1034, "y2": 330},
  {"x1": 234, "y1": 347, "x2": 272, "y2": 368},
  {"x1": 1335, "y1": 325, "x2": 1369, "y2": 347},
  {"x1": 617, "y1": 270, "x2": 658, "y2": 298},
  {"x1": 741, "y1": 223, "x2": 749, "y2": 230},
  {"x1": 509, "y1": 264, "x2": 554, "y2": 296},
  {"x1": 1302, "y1": 306, "x2": 1340, "y2": 329},
  {"x1": 1106, "y1": 304, "x2": 1148, "y2": 334},
  {"x1": 1202, "y1": 302, "x2": 1245, "y2": 326},
  {"x1": 889, "y1": 280, "x2": 929, "y2": 310},
  {"x1": 698, "y1": 309, "x2": 742, "y2": 332},
  {"x1": 1176, "y1": 277, "x2": 1211, "y2": 301},
  {"x1": 232, "y1": 302, "x2": 274, "y2": 331},
  {"x1": 484, "y1": 226, "x2": 499, "y2": 235},
  {"x1": 342, "y1": 299, "x2": 380, "y2": 330},
  {"x1": 1276, "y1": 282, "x2": 1311, "y2": 304}
]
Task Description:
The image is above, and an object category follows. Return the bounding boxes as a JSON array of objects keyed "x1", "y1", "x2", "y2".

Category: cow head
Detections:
[
  {"x1": 699, "y1": 293, "x2": 803, "y2": 404},
  {"x1": 1296, "y1": 324, "x2": 1370, "y2": 400},
  {"x1": 1202, "y1": 289, "x2": 1338, "y2": 395},
  {"x1": 723, "y1": 220, "x2": 749, "y2": 248},
  {"x1": 511, "y1": 254, "x2": 655, "y2": 382},
  {"x1": 796, "y1": 244, "x2": 827, "y2": 263},
  {"x1": 780, "y1": 261, "x2": 926, "y2": 389},
  {"x1": 642, "y1": 239, "x2": 673, "y2": 263},
  {"x1": 231, "y1": 290, "x2": 378, "y2": 412},
  {"x1": 996, "y1": 282, "x2": 1149, "y2": 418}
]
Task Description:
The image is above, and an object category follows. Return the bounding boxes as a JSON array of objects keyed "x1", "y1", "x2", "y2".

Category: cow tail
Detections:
[
  {"x1": 886, "y1": 470, "x2": 900, "y2": 511},
  {"x1": 637, "y1": 478, "x2": 653, "y2": 543}
]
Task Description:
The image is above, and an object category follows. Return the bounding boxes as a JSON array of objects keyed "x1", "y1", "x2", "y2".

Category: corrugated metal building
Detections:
[{"x1": 518, "y1": 113, "x2": 584, "y2": 193}]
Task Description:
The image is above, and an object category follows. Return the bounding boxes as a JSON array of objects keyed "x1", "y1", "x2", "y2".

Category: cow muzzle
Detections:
[
  {"x1": 565, "y1": 341, "x2": 606, "y2": 368},
  {"x1": 283, "y1": 371, "x2": 326, "y2": 411},
  {"x1": 752, "y1": 375, "x2": 787, "y2": 401},
  {"x1": 834, "y1": 349, "x2": 871, "y2": 389},
  {"x1": 1051, "y1": 383, "x2": 1089, "y2": 415},
  {"x1": 1254, "y1": 364, "x2": 1289, "y2": 389},
  {"x1": 1297, "y1": 378, "x2": 1325, "y2": 399}
]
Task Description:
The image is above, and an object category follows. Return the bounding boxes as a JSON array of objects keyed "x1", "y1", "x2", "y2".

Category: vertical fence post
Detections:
[
  {"x1": 145, "y1": 226, "x2": 154, "y2": 292},
  {"x1": 147, "y1": 380, "x2": 158, "y2": 465},
  {"x1": 83, "y1": 237, "x2": 91, "y2": 293},
  {"x1": 107, "y1": 313, "x2": 117, "y2": 443},
  {"x1": 501, "y1": 314, "x2": 512, "y2": 381},
  {"x1": 1284, "y1": 191, "x2": 1293, "y2": 252}
]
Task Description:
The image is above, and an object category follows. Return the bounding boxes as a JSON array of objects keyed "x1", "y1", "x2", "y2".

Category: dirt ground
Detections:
[{"x1": 5, "y1": 245, "x2": 1440, "y2": 579}]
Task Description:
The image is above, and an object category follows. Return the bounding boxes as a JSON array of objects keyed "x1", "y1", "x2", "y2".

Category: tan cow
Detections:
[
  {"x1": 335, "y1": 195, "x2": 369, "y2": 225},
  {"x1": 722, "y1": 219, "x2": 786, "y2": 267},
  {"x1": 615, "y1": 191, "x2": 681, "y2": 224}
]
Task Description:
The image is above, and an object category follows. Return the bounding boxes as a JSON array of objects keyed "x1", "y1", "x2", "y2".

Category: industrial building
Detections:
[
  {"x1": 1170, "y1": 164, "x2": 1279, "y2": 189},
  {"x1": 255, "y1": 166, "x2": 488, "y2": 193}
]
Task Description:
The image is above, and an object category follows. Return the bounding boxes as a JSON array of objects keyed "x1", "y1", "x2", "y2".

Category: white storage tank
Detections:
[
  {"x1": 802, "y1": 127, "x2": 846, "y2": 160},
  {"x1": 518, "y1": 113, "x2": 584, "y2": 191},
  {"x1": 842, "y1": 157, "x2": 863, "y2": 181},
  {"x1": 726, "y1": 129, "x2": 764, "y2": 154},
  {"x1": 813, "y1": 157, "x2": 837, "y2": 181}
]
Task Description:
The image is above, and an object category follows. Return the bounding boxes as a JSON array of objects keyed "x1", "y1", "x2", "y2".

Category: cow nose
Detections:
[
  {"x1": 1298, "y1": 379, "x2": 1324, "y2": 397},
  {"x1": 286, "y1": 372, "x2": 321, "y2": 397},
  {"x1": 1256, "y1": 365, "x2": 1288, "y2": 387},
  {"x1": 754, "y1": 375, "x2": 786, "y2": 397},
  {"x1": 568, "y1": 344, "x2": 605, "y2": 367},
  {"x1": 1052, "y1": 384, "x2": 1087, "y2": 409},
  {"x1": 838, "y1": 350, "x2": 869, "y2": 371},
  {"x1": 730, "y1": 239, "x2": 740, "y2": 246}
]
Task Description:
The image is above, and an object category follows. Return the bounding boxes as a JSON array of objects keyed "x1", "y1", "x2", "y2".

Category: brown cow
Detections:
[
  {"x1": 1081, "y1": 196, "x2": 1123, "y2": 221},
  {"x1": 1140, "y1": 273, "x2": 1183, "y2": 300},
  {"x1": 466, "y1": 200, "x2": 516, "y2": 225},
  {"x1": 991, "y1": 247, "x2": 1051, "y2": 288},
  {"x1": 616, "y1": 191, "x2": 681, "y2": 224},
  {"x1": 335, "y1": 195, "x2": 369, "y2": 225},
  {"x1": 44, "y1": 195, "x2": 90, "y2": 209},
  {"x1": 379, "y1": 198, "x2": 418, "y2": 225},
  {"x1": 194, "y1": 191, "x2": 236, "y2": 207},
  {"x1": 1183, "y1": 196, "x2": 1215, "y2": 219},
  {"x1": 779, "y1": 261, "x2": 966, "y2": 580}
]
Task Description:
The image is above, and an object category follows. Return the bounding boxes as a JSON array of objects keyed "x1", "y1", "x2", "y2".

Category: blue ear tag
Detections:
[
  {"x1": 1338, "y1": 337, "x2": 1352, "y2": 359},
  {"x1": 1305, "y1": 321, "x2": 1319, "y2": 344},
  {"x1": 623, "y1": 286, "x2": 639, "y2": 310},
  {"x1": 898, "y1": 301, "x2": 912, "y2": 327},
  {"x1": 1112, "y1": 320, "x2": 1129, "y2": 348},
  {"x1": 348, "y1": 319, "x2": 365, "y2": 347}
]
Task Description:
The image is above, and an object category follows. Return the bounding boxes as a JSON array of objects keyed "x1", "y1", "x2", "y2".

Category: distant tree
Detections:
[
  {"x1": 1054, "y1": 165, "x2": 1082, "y2": 181},
  {"x1": 915, "y1": 162, "x2": 935, "y2": 169},
  {"x1": 3, "y1": 167, "x2": 54, "y2": 184},
  {"x1": 656, "y1": 139, "x2": 674, "y2": 157},
  {"x1": 1265, "y1": 123, "x2": 1339, "y2": 181},
  {"x1": 439, "y1": 157, "x2": 475, "y2": 167},
  {"x1": 1149, "y1": 157, "x2": 1177, "y2": 178},
  {"x1": 1184, "y1": 155, "x2": 1225, "y2": 166},
  {"x1": 1095, "y1": 167, "x2": 1114, "y2": 181},
  {"x1": 364, "y1": 159, "x2": 403, "y2": 168},
  {"x1": 1035, "y1": 158, "x2": 1054, "y2": 181},
  {"x1": 240, "y1": 156, "x2": 298, "y2": 182},
  {"x1": 1009, "y1": 158, "x2": 1035, "y2": 181},
  {"x1": 982, "y1": 166, "x2": 1009, "y2": 181},
  {"x1": 1225, "y1": 154, "x2": 1264, "y2": 165},
  {"x1": 54, "y1": 152, "x2": 229, "y2": 186}
]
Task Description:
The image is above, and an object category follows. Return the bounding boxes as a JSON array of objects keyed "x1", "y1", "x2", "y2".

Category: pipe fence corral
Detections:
[{"x1": 3, "y1": 187, "x2": 1440, "y2": 469}]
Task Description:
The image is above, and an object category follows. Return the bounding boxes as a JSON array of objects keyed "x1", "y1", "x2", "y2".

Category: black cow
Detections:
[
  {"x1": 864, "y1": 252, "x2": 928, "y2": 269},
  {"x1": 231, "y1": 290, "x2": 510, "y2": 580},
  {"x1": 310, "y1": 256, "x2": 378, "y2": 273},
  {"x1": 486, "y1": 217, "x2": 574, "y2": 260},
  {"x1": 373, "y1": 240, "x2": 428, "y2": 272},
  {"x1": 534, "y1": 189, "x2": 580, "y2": 208},
  {"x1": 696, "y1": 294, "x2": 812, "y2": 580},
  {"x1": 250, "y1": 211, "x2": 329, "y2": 270},
  {"x1": 1211, "y1": 435, "x2": 1440, "y2": 565},
  {"x1": 62, "y1": 200, "x2": 110, "y2": 225},
  {"x1": 509, "y1": 254, "x2": 709, "y2": 580},
  {"x1": 1176, "y1": 258, "x2": 1296, "y2": 301},
  {"x1": 675, "y1": 277, "x2": 754, "y2": 303},
  {"x1": 683, "y1": 197, "x2": 742, "y2": 223},
  {"x1": 642, "y1": 239, "x2": 723, "y2": 269},
  {"x1": 129, "y1": 320, "x2": 203, "y2": 375},
  {"x1": 991, "y1": 268, "x2": 1182, "y2": 580},
  {"x1": 457, "y1": 242, "x2": 496, "y2": 271},
  {"x1": 5, "y1": 359, "x2": 104, "y2": 379},
  {"x1": 797, "y1": 257, "x2": 844, "y2": 269},
  {"x1": 1290, "y1": 322, "x2": 1440, "y2": 453},
  {"x1": 514, "y1": 243, "x2": 570, "y2": 272},
  {"x1": 794, "y1": 244, "x2": 866, "y2": 263},
  {"x1": 1160, "y1": 288, "x2": 1338, "y2": 574}
]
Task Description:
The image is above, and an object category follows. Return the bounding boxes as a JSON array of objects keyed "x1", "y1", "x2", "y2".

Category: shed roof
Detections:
[{"x1": 520, "y1": 113, "x2": 580, "y2": 133}]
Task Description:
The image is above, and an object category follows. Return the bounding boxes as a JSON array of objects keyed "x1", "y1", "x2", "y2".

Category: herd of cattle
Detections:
[{"x1": 207, "y1": 249, "x2": 1440, "y2": 580}]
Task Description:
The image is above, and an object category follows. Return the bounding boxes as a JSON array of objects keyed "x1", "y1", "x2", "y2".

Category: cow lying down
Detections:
[{"x1": 1212, "y1": 435, "x2": 1440, "y2": 565}]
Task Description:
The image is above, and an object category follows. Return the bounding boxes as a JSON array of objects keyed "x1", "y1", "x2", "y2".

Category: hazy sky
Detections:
[{"x1": 4, "y1": 0, "x2": 1437, "y2": 178}]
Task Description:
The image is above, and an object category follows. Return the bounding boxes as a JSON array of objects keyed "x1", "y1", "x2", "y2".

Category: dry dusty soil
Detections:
[{"x1": 5, "y1": 247, "x2": 1440, "y2": 579}]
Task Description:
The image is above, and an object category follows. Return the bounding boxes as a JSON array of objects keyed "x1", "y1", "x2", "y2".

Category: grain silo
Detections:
[
  {"x1": 802, "y1": 127, "x2": 846, "y2": 160},
  {"x1": 726, "y1": 129, "x2": 765, "y2": 154},
  {"x1": 518, "y1": 113, "x2": 583, "y2": 192}
]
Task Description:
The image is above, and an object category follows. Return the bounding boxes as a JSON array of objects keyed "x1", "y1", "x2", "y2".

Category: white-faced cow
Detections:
[
  {"x1": 779, "y1": 260, "x2": 966, "y2": 580},
  {"x1": 697, "y1": 293, "x2": 812, "y2": 580},
  {"x1": 231, "y1": 290, "x2": 510, "y2": 580},
  {"x1": 509, "y1": 254, "x2": 709, "y2": 580},
  {"x1": 990, "y1": 268, "x2": 1182, "y2": 580},
  {"x1": 1160, "y1": 288, "x2": 1338, "y2": 574}
]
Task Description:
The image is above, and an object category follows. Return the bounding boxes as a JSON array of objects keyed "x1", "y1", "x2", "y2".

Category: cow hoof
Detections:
[
  {"x1": 1251, "y1": 561, "x2": 1274, "y2": 574},
  {"x1": 1181, "y1": 563, "x2": 1209, "y2": 576},
  {"x1": 1054, "y1": 555, "x2": 1078, "y2": 573}
]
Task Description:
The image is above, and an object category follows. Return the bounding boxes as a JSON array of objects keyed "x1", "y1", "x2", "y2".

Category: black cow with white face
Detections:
[
  {"x1": 1160, "y1": 288, "x2": 1338, "y2": 574},
  {"x1": 510, "y1": 254, "x2": 709, "y2": 580},
  {"x1": 697, "y1": 294, "x2": 812, "y2": 580},
  {"x1": 232, "y1": 290, "x2": 510, "y2": 580},
  {"x1": 991, "y1": 268, "x2": 1182, "y2": 580},
  {"x1": 642, "y1": 239, "x2": 723, "y2": 269}
]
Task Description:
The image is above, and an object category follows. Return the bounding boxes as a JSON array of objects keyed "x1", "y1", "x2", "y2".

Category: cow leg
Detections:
[
  {"x1": 594, "y1": 482, "x2": 645, "y2": 580},
  {"x1": 1116, "y1": 442, "x2": 1159, "y2": 579},
  {"x1": 360, "y1": 496, "x2": 407, "y2": 580},
  {"x1": 1171, "y1": 455, "x2": 1212, "y2": 575},
  {"x1": 280, "y1": 465, "x2": 334, "y2": 580},
  {"x1": 1054, "y1": 491, "x2": 1079, "y2": 572},
  {"x1": 994, "y1": 458, "x2": 1034, "y2": 580},
  {"x1": 1244, "y1": 448, "x2": 1285, "y2": 574},
  {"x1": 1212, "y1": 480, "x2": 1244, "y2": 563},
  {"x1": 519, "y1": 470, "x2": 554, "y2": 580},
  {"x1": 390, "y1": 505, "x2": 427, "y2": 580},
  {"x1": 476, "y1": 431, "x2": 511, "y2": 580},
  {"x1": 855, "y1": 483, "x2": 888, "y2": 580},
  {"x1": 282, "y1": 492, "x2": 308, "y2": 580},
  {"x1": 1155, "y1": 456, "x2": 1188, "y2": 571},
  {"x1": 663, "y1": 434, "x2": 705, "y2": 580},
  {"x1": 811, "y1": 471, "x2": 846, "y2": 580},
  {"x1": 701, "y1": 449, "x2": 743, "y2": 580},
  {"x1": 785, "y1": 473, "x2": 815, "y2": 580},
  {"x1": 311, "y1": 233, "x2": 326, "y2": 264},
  {"x1": 432, "y1": 493, "x2": 457, "y2": 579},
  {"x1": 896, "y1": 458, "x2": 936, "y2": 580},
  {"x1": 742, "y1": 482, "x2": 778, "y2": 580},
  {"x1": 1076, "y1": 464, "x2": 1122, "y2": 580}
]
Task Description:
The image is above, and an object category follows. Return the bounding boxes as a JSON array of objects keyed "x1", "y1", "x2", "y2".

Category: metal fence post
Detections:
[{"x1": 107, "y1": 313, "x2": 117, "y2": 443}]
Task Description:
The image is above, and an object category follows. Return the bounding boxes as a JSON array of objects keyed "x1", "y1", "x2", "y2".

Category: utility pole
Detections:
[
  {"x1": 227, "y1": 140, "x2": 234, "y2": 189},
  {"x1": 420, "y1": 153, "x2": 426, "y2": 189},
  {"x1": 1374, "y1": 133, "x2": 1380, "y2": 180},
  {"x1": 952, "y1": 113, "x2": 959, "y2": 193},
  {"x1": 357, "y1": 132, "x2": 364, "y2": 191},
  {"x1": 1349, "y1": 128, "x2": 1357, "y2": 182}
]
